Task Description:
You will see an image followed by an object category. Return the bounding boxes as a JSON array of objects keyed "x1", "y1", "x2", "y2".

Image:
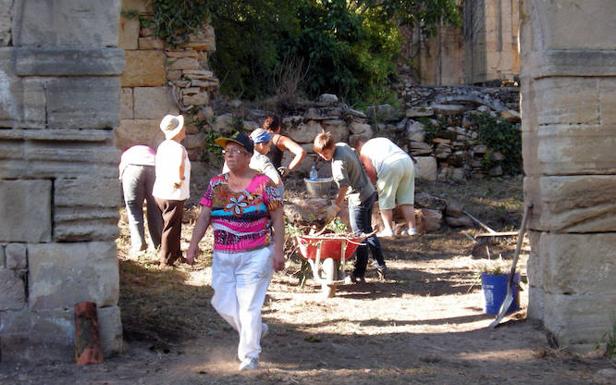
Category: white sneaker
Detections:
[
  {"x1": 406, "y1": 228, "x2": 417, "y2": 236},
  {"x1": 376, "y1": 229, "x2": 395, "y2": 238},
  {"x1": 261, "y1": 323, "x2": 269, "y2": 340},
  {"x1": 239, "y1": 357, "x2": 259, "y2": 371}
]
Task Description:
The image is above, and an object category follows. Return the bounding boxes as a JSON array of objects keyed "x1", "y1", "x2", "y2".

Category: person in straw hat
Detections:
[
  {"x1": 152, "y1": 114, "x2": 191, "y2": 267},
  {"x1": 186, "y1": 131, "x2": 285, "y2": 371}
]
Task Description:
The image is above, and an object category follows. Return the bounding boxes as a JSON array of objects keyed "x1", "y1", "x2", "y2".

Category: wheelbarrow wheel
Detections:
[{"x1": 320, "y1": 258, "x2": 336, "y2": 298}]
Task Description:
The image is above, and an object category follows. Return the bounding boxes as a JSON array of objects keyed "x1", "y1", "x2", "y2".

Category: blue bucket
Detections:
[{"x1": 480, "y1": 272, "x2": 520, "y2": 315}]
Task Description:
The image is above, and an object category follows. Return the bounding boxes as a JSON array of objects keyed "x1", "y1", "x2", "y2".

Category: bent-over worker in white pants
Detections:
[{"x1": 186, "y1": 132, "x2": 285, "y2": 371}]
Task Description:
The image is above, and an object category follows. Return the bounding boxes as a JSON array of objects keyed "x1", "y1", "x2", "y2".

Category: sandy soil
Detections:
[{"x1": 1, "y1": 177, "x2": 614, "y2": 385}]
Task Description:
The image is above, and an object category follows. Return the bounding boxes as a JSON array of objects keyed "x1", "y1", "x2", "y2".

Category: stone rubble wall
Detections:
[
  {"x1": 210, "y1": 86, "x2": 518, "y2": 232},
  {"x1": 212, "y1": 86, "x2": 519, "y2": 184},
  {"x1": 0, "y1": 0, "x2": 123, "y2": 362},
  {"x1": 375, "y1": 85, "x2": 520, "y2": 181},
  {"x1": 521, "y1": 0, "x2": 616, "y2": 352},
  {"x1": 115, "y1": 0, "x2": 218, "y2": 159}
]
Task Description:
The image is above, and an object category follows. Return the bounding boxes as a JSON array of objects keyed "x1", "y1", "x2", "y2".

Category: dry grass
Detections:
[
  {"x1": 7, "y1": 176, "x2": 610, "y2": 385},
  {"x1": 118, "y1": 176, "x2": 525, "y2": 347},
  {"x1": 418, "y1": 175, "x2": 523, "y2": 231}
]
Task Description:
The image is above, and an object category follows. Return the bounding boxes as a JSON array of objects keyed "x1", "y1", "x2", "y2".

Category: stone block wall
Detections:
[
  {"x1": 403, "y1": 0, "x2": 520, "y2": 86},
  {"x1": 406, "y1": 23, "x2": 465, "y2": 85},
  {"x1": 116, "y1": 0, "x2": 218, "y2": 159},
  {"x1": 0, "y1": 0, "x2": 123, "y2": 362},
  {"x1": 521, "y1": 0, "x2": 616, "y2": 352}
]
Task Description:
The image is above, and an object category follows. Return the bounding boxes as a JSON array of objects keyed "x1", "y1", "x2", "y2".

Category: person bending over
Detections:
[
  {"x1": 313, "y1": 131, "x2": 386, "y2": 280},
  {"x1": 262, "y1": 115, "x2": 306, "y2": 178},
  {"x1": 352, "y1": 136, "x2": 417, "y2": 238}
]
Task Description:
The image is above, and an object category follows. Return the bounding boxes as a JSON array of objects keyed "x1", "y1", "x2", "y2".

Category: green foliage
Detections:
[
  {"x1": 324, "y1": 218, "x2": 348, "y2": 234},
  {"x1": 201, "y1": 130, "x2": 223, "y2": 161},
  {"x1": 150, "y1": 0, "x2": 210, "y2": 46},
  {"x1": 276, "y1": 0, "x2": 403, "y2": 105},
  {"x1": 208, "y1": 0, "x2": 300, "y2": 100},
  {"x1": 603, "y1": 320, "x2": 616, "y2": 358},
  {"x1": 149, "y1": 0, "x2": 460, "y2": 103},
  {"x1": 285, "y1": 221, "x2": 304, "y2": 238},
  {"x1": 472, "y1": 113, "x2": 522, "y2": 175},
  {"x1": 207, "y1": 0, "x2": 459, "y2": 104}
]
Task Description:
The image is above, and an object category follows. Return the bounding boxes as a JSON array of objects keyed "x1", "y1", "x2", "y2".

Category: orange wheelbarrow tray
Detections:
[
  {"x1": 295, "y1": 233, "x2": 372, "y2": 298},
  {"x1": 295, "y1": 234, "x2": 365, "y2": 261}
]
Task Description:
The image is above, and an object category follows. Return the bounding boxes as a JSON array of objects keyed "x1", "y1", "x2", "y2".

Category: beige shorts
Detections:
[{"x1": 376, "y1": 157, "x2": 415, "y2": 210}]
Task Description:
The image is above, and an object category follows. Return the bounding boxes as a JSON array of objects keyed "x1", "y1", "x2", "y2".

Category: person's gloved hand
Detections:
[{"x1": 277, "y1": 166, "x2": 290, "y2": 178}]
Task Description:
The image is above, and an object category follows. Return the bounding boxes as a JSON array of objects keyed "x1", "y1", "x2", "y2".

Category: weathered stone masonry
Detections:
[
  {"x1": 522, "y1": 0, "x2": 616, "y2": 352},
  {"x1": 115, "y1": 0, "x2": 218, "y2": 159},
  {"x1": 0, "y1": 0, "x2": 123, "y2": 361}
]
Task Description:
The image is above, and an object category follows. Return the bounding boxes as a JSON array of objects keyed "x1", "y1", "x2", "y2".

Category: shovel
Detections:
[{"x1": 489, "y1": 203, "x2": 532, "y2": 329}]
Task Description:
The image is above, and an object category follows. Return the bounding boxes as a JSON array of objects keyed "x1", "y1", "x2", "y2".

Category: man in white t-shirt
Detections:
[{"x1": 352, "y1": 136, "x2": 417, "y2": 238}]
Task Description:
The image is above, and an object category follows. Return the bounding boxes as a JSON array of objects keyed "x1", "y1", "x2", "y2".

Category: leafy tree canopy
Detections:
[{"x1": 151, "y1": 0, "x2": 460, "y2": 105}]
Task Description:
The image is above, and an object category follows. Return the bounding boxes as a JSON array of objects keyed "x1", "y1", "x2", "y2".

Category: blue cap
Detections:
[{"x1": 250, "y1": 128, "x2": 272, "y2": 144}]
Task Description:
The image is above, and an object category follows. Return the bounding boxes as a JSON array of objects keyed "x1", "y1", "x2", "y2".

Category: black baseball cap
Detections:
[{"x1": 214, "y1": 131, "x2": 254, "y2": 154}]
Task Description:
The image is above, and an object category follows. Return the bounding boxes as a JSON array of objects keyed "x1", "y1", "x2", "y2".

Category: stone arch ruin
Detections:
[{"x1": 0, "y1": 0, "x2": 615, "y2": 362}]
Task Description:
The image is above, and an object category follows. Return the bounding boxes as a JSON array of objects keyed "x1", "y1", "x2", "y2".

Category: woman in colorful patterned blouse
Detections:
[{"x1": 186, "y1": 131, "x2": 285, "y2": 372}]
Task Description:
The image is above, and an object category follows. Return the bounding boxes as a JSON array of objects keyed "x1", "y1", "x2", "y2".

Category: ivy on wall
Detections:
[
  {"x1": 150, "y1": 0, "x2": 210, "y2": 46},
  {"x1": 472, "y1": 113, "x2": 522, "y2": 175}
]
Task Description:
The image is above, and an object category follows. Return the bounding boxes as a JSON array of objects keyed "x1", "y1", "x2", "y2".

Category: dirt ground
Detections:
[{"x1": 2, "y1": 177, "x2": 614, "y2": 385}]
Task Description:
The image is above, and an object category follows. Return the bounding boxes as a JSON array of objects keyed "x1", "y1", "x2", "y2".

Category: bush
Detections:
[{"x1": 472, "y1": 113, "x2": 522, "y2": 175}]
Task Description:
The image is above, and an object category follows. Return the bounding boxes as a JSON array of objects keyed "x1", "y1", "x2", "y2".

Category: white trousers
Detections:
[{"x1": 211, "y1": 246, "x2": 273, "y2": 361}]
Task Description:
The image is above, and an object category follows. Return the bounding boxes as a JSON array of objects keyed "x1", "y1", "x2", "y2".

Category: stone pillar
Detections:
[
  {"x1": 521, "y1": 0, "x2": 616, "y2": 352},
  {"x1": 0, "y1": 0, "x2": 124, "y2": 362},
  {"x1": 464, "y1": 0, "x2": 520, "y2": 84}
]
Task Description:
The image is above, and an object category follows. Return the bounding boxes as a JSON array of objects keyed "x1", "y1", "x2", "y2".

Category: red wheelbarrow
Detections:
[{"x1": 295, "y1": 233, "x2": 368, "y2": 298}]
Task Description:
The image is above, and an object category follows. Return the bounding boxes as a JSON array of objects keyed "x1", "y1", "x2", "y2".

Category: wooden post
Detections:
[{"x1": 74, "y1": 301, "x2": 104, "y2": 365}]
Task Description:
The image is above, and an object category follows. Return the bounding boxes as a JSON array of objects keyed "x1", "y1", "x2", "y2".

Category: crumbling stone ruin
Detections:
[{"x1": 1, "y1": 0, "x2": 615, "y2": 363}]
